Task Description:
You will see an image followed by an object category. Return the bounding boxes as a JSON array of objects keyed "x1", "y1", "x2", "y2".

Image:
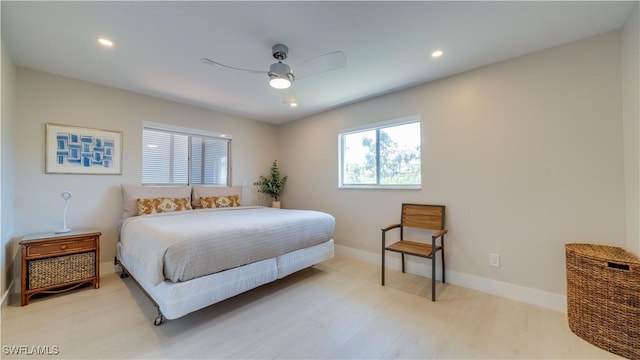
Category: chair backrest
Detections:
[{"x1": 401, "y1": 203, "x2": 445, "y2": 231}]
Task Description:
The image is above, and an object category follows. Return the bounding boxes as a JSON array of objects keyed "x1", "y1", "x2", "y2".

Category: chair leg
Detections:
[
  {"x1": 401, "y1": 253, "x2": 405, "y2": 273},
  {"x1": 381, "y1": 250, "x2": 385, "y2": 286},
  {"x1": 441, "y1": 246, "x2": 446, "y2": 284},
  {"x1": 431, "y1": 255, "x2": 436, "y2": 302}
]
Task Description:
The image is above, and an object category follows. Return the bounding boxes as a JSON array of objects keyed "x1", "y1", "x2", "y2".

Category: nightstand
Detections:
[{"x1": 20, "y1": 229, "x2": 101, "y2": 306}]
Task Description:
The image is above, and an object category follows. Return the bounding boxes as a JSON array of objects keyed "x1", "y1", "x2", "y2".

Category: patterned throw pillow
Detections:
[
  {"x1": 200, "y1": 195, "x2": 241, "y2": 208},
  {"x1": 137, "y1": 197, "x2": 192, "y2": 215}
]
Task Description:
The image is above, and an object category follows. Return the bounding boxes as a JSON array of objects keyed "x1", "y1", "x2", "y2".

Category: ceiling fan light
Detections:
[
  {"x1": 268, "y1": 62, "x2": 294, "y2": 89},
  {"x1": 269, "y1": 75, "x2": 291, "y2": 89}
]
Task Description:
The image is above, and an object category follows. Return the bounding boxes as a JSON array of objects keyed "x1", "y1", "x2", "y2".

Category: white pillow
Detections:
[
  {"x1": 121, "y1": 184, "x2": 192, "y2": 218},
  {"x1": 191, "y1": 185, "x2": 242, "y2": 209}
]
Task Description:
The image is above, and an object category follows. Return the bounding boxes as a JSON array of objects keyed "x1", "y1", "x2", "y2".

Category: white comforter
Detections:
[{"x1": 119, "y1": 206, "x2": 335, "y2": 285}]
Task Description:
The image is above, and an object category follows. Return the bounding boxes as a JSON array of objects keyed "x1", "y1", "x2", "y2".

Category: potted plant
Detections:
[{"x1": 254, "y1": 160, "x2": 288, "y2": 208}]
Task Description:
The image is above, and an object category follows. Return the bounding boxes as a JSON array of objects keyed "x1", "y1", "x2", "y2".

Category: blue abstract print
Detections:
[{"x1": 56, "y1": 132, "x2": 115, "y2": 168}]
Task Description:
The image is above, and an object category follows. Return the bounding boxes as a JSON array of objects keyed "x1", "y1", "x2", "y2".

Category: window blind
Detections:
[{"x1": 142, "y1": 127, "x2": 230, "y2": 185}]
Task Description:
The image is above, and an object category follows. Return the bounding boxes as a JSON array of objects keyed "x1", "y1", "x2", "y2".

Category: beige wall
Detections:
[
  {"x1": 623, "y1": 2, "x2": 640, "y2": 256},
  {"x1": 1, "y1": 37, "x2": 17, "y2": 315},
  {"x1": 11, "y1": 69, "x2": 279, "y2": 280},
  {"x1": 279, "y1": 31, "x2": 626, "y2": 298}
]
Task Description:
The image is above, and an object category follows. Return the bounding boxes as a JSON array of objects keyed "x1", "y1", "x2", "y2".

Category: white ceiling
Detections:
[{"x1": 1, "y1": 1, "x2": 635, "y2": 124}]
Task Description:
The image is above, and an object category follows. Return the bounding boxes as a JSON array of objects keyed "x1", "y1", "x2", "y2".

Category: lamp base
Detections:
[{"x1": 54, "y1": 228, "x2": 71, "y2": 234}]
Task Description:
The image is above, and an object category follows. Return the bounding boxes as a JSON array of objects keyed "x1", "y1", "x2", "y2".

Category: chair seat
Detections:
[{"x1": 386, "y1": 240, "x2": 441, "y2": 258}]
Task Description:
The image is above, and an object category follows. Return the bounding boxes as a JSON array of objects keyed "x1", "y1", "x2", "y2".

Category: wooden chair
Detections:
[{"x1": 381, "y1": 203, "x2": 448, "y2": 301}]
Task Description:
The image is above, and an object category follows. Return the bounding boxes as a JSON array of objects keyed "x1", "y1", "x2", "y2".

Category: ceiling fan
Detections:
[{"x1": 201, "y1": 44, "x2": 346, "y2": 106}]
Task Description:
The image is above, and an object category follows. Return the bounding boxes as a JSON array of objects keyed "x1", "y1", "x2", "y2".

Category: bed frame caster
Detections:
[
  {"x1": 154, "y1": 309, "x2": 165, "y2": 326},
  {"x1": 114, "y1": 256, "x2": 129, "y2": 278}
]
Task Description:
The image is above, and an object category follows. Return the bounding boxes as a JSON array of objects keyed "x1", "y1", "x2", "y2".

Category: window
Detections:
[
  {"x1": 142, "y1": 122, "x2": 230, "y2": 185},
  {"x1": 339, "y1": 116, "x2": 421, "y2": 189}
]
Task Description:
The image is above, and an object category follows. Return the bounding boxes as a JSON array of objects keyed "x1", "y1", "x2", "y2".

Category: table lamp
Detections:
[{"x1": 55, "y1": 191, "x2": 73, "y2": 234}]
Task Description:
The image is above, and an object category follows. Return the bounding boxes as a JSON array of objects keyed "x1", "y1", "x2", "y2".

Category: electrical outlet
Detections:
[{"x1": 489, "y1": 253, "x2": 500, "y2": 268}]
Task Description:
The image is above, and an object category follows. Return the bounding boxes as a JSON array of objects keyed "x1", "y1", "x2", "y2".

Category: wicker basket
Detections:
[
  {"x1": 28, "y1": 252, "x2": 95, "y2": 290},
  {"x1": 565, "y1": 243, "x2": 640, "y2": 359}
]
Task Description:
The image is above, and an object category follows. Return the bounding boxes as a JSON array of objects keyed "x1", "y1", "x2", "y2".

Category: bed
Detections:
[{"x1": 116, "y1": 184, "x2": 335, "y2": 325}]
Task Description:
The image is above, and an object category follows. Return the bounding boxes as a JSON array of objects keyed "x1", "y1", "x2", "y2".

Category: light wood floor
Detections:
[{"x1": 2, "y1": 256, "x2": 621, "y2": 359}]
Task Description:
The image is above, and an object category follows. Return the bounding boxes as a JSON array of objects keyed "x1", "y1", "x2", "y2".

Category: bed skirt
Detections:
[{"x1": 117, "y1": 239, "x2": 334, "y2": 320}]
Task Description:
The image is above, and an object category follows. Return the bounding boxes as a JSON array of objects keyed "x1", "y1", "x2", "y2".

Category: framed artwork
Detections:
[{"x1": 45, "y1": 123, "x2": 123, "y2": 175}]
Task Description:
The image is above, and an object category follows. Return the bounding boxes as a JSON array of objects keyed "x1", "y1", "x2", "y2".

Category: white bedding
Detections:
[{"x1": 120, "y1": 206, "x2": 335, "y2": 285}]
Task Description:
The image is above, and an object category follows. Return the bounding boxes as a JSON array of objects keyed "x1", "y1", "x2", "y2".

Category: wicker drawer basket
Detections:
[
  {"x1": 565, "y1": 243, "x2": 640, "y2": 359},
  {"x1": 28, "y1": 252, "x2": 96, "y2": 290}
]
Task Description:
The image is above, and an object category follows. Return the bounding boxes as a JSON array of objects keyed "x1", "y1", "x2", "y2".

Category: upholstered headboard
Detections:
[
  {"x1": 121, "y1": 184, "x2": 192, "y2": 218},
  {"x1": 120, "y1": 184, "x2": 244, "y2": 218}
]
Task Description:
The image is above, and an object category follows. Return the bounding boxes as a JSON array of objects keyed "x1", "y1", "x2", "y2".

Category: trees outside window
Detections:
[{"x1": 339, "y1": 118, "x2": 421, "y2": 188}]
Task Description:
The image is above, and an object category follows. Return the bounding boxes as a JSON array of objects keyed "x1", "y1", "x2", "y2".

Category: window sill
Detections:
[{"x1": 339, "y1": 185, "x2": 421, "y2": 190}]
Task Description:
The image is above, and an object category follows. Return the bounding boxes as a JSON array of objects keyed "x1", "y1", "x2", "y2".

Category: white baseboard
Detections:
[
  {"x1": 101, "y1": 261, "x2": 116, "y2": 276},
  {"x1": 2, "y1": 280, "x2": 15, "y2": 320},
  {"x1": 334, "y1": 244, "x2": 567, "y2": 313}
]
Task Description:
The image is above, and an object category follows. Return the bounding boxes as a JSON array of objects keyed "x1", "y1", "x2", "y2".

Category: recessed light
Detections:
[
  {"x1": 289, "y1": 102, "x2": 298, "y2": 108},
  {"x1": 98, "y1": 38, "x2": 114, "y2": 47},
  {"x1": 431, "y1": 50, "x2": 444, "y2": 58}
]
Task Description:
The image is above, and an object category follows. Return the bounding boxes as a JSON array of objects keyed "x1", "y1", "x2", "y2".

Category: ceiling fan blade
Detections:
[
  {"x1": 295, "y1": 51, "x2": 346, "y2": 80},
  {"x1": 280, "y1": 87, "x2": 298, "y2": 107},
  {"x1": 200, "y1": 58, "x2": 267, "y2": 75}
]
